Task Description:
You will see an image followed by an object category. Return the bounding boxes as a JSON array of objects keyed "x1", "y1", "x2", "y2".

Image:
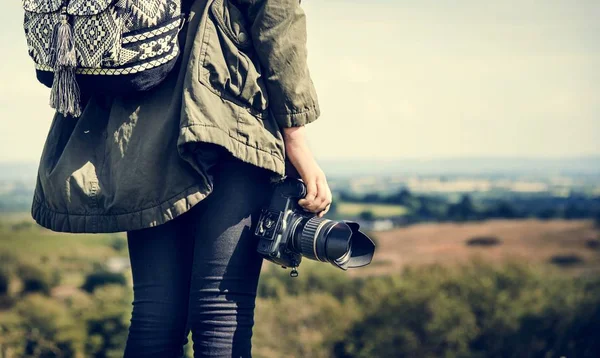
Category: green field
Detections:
[
  {"x1": 336, "y1": 202, "x2": 408, "y2": 218},
  {"x1": 0, "y1": 218, "x2": 124, "y2": 260}
]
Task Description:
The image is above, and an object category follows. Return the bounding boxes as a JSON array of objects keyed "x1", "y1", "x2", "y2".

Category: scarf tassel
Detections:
[{"x1": 49, "y1": 8, "x2": 81, "y2": 118}]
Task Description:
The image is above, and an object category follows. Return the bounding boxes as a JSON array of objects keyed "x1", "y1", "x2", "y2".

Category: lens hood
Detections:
[{"x1": 334, "y1": 221, "x2": 376, "y2": 270}]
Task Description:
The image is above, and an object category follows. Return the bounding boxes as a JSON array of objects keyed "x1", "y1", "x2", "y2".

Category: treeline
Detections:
[
  {"x1": 336, "y1": 188, "x2": 600, "y2": 223},
  {"x1": 0, "y1": 254, "x2": 132, "y2": 358},
  {"x1": 255, "y1": 260, "x2": 600, "y2": 358},
  {"x1": 2, "y1": 248, "x2": 599, "y2": 357}
]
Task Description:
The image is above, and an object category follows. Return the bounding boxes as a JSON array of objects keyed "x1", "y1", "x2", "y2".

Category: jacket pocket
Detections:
[{"x1": 198, "y1": 0, "x2": 269, "y2": 114}]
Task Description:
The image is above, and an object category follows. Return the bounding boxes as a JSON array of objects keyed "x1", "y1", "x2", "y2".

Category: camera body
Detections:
[
  {"x1": 255, "y1": 177, "x2": 375, "y2": 276},
  {"x1": 255, "y1": 177, "x2": 307, "y2": 270}
]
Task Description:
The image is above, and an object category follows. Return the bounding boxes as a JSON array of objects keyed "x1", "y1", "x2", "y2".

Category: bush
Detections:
[
  {"x1": 549, "y1": 254, "x2": 584, "y2": 267},
  {"x1": 11, "y1": 221, "x2": 35, "y2": 231},
  {"x1": 83, "y1": 285, "x2": 132, "y2": 357},
  {"x1": 359, "y1": 210, "x2": 374, "y2": 221},
  {"x1": 466, "y1": 236, "x2": 502, "y2": 247},
  {"x1": 0, "y1": 249, "x2": 18, "y2": 266},
  {"x1": 6, "y1": 293, "x2": 86, "y2": 357},
  {"x1": 110, "y1": 236, "x2": 127, "y2": 252},
  {"x1": 254, "y1": 293, "x2": 361, "y2": 358},
  {"x1": 0, "y1": 257, "x2": 598, "y2": 357},
  {"x1": 334, "y1": 262, "x2": 600, "y2": 358},
  {"x1": 17, "y1": 263, "x2": 53, "y2": 295},
  {"x1": 81, "y1": 270, "x2": 127, "y2": 293},
  {"x1": 585, "y1": 239, "x2": 600, "y2": 250},
  {"x1": 258, "y1": 260, "x2": 361, "y2": 299},
  {"x1": 0, "y1": 266, "x2": 10, "y2": 296}
]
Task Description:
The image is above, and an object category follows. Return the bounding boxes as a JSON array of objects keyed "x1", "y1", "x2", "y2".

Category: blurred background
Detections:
[{"x1": 1, "y1": 0, "x2": 599, "y2": 357}]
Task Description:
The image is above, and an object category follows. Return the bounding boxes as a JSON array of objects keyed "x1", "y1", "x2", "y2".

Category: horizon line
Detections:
[{"x1": 1, "y1": 154, "x2": 600, "y2": 165}]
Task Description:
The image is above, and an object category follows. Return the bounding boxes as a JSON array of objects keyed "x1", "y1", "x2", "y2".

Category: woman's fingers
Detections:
[
  {"x1": 298, "y1": 178, "x2": 317, "y2": 210},
  {"x1": 315, "y1": 177, "x2": 332, "y2": 212},
  {"x1": 317, "y1": 181, "x2": 333, "y2": 217},
  {"x1": 298, "y1": 176, "x2": 317, "y2": 209},
  {"x1": 318, "y1": 203, "x2": 331, "y2": 218},
  {"x1": 299, "y1": 174, "x2": 332, "y2": 214}
]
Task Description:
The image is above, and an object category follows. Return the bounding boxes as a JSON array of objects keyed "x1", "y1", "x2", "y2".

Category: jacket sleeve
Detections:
[{"x1": 233, "y1": 0, "x2": 321, "y2": 128}]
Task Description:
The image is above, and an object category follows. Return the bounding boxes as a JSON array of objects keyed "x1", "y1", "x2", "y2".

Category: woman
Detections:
[{"x1": 30, "y1": 0, "x2": 331, "y2": 356}]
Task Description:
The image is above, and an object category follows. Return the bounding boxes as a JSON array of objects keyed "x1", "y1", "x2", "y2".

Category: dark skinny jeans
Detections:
[{"x1": 123, "y1": 154, "x2": 274, "y2": 358}]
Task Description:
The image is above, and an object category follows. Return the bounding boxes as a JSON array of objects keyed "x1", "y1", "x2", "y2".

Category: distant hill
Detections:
[
  {"x1": 318, "y1": 156, "x2": 600, "y2": 177},
  {"x1": 2, "y1": 156, "x2": 599, "y2": 181},
  {"x1": 0, "y1": 161, "x2": 38, "y2": 181}
]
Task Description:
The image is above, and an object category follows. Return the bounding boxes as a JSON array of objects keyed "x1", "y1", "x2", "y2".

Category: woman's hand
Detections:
[{"x1": 283, "y1": 126, "x2": 332, "y2": 218}]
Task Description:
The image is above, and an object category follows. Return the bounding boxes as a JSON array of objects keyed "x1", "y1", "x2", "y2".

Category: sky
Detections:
[{"x1": 0, "y1": 0, "x2": 598, "y2": 162}]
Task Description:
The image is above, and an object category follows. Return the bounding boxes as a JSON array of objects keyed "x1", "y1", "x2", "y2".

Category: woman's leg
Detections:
[
  {"x1": 124, "y1": 214, "x2": 195, "y2": 358},
  {"x1": 179, "y1": 155, "x2": 274, "y2": 357}
]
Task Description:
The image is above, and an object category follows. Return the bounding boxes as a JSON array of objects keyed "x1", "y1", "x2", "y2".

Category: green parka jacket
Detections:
[{"x1": 30, "y1": 0, "x2": 320, "y2": 233}]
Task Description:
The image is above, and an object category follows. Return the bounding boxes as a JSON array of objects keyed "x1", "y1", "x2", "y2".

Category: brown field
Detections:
[
  {"x1": 3, "y1": 213, "x2": 599, "y2": 278},
  {"x1": 359, "y1": 219, "x2": 600, "y2": 276}
]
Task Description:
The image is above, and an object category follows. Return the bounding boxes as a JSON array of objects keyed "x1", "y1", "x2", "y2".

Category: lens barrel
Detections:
[
  {"x1": 298, "y1": 216, "x2": 331, "y2": 261},
  {"x1": 298, "y1": 217, "x2": 352, "y2": 263},
  {"x1": 295, "y1": 216, "x2": 376, "y2": 270}
]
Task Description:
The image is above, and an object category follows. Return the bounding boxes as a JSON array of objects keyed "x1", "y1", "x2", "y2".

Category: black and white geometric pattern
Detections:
[
  {"x1": 24, "y1": 10, "x2": 60, "y2": 64},
  {"x1": 36, "y1": 42, "x2": 179, "y2": 75},
  {"x1": 128, "y1": 0, "x2": 173, "y2": 28},
  {"x1": 67, "y1": 0, "x2": 115, "y2": 16},
  {"x1": 73, "y1": 8, "x2": 122, "y2": 67},
  {"x1": 22, "y1": 0, "x2": 64, "y2": 13},
  {"x1": 22, "y1": 0, "x2": 182, "y2": 76},
  {"x1": 121, "y1": 17, "x2": 180, "y2": 44}
]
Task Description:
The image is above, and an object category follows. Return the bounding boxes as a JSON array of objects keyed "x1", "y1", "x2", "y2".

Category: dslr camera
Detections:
[{"x1": 255, "y1": 177, "x2": 376, "y2": 277}]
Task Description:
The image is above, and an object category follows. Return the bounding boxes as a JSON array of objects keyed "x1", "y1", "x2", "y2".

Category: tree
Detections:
[
  {"x1": 362, "y1": 193, "x2": 381, "y2": 203},
  {"x1": 109, "y1": 236, "x2": 127, "y2": 252},
  {"x1": 83, "y1": 285, "x2": 132, "y2": 357},
  {"x1": 388, "y1": 188, "x2": 412, "y2": 205},
  {"x1": 0, "y1": 266, "x2": 9, "y2": 296},
  {"x1": 537, "y1": 207, "x2": 560, "y2": 220},
  {"x1": 359, "y1": 210, "x2": 374, "y2": 221},
  {"x1": 81, "y1": 270, "x2": 127, "y2": 294},
  {"x1": 447, "y1": 194, "x2": 477, "y2": 221},
  {"x1": 487, "y1": 201, "x2": 519, "y2": 219},
  {"x1": 9, "y1": 294, "x2": 86, "y2": 357},
  {"x1": 564, "y1": 204, "x2": 586, "y2": 219},
  {"x1": 17, "y1": 263, "x2": 53, "y2": 296}
]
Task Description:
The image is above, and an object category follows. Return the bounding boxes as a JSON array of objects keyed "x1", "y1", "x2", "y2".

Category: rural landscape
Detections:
[
  {"x1": 1, "y1": 0, "x2": 597, "y2": 355},
  {"x1": 1, "y1": 158, "x2": 599, "y2": 357}
]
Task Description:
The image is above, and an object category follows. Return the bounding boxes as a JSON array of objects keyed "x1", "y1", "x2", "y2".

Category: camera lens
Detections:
[
  {"x1": 294, "y1": 217, "x2": 349, "y2": 264},
  {"x1": 292, "y1": 216, "x2": 375, "y2": 270}
]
